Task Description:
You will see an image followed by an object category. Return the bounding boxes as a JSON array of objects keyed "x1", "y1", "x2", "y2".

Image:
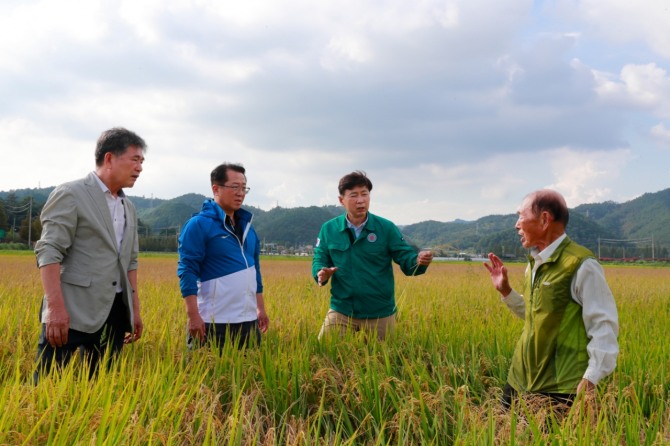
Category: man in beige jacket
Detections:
[{"x1": 34, "y1": 127, "x2": 147, "y2": 382}]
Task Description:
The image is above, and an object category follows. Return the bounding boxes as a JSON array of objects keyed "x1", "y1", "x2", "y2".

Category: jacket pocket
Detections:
[
  {"x1": 329, "y1": 243, "x2": 350, "y2": 264},
  {"x1": 61, "y1": 271, "x2": 92, "y2": 288}
]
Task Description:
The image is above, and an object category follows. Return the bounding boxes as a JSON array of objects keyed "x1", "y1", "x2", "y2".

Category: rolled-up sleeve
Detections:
[{"x1": 34, "y1": 186, "x2": 77, "y2": 267}]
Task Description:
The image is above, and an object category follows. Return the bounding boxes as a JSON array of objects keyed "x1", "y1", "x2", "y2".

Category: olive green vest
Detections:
[{"x1": 508, "y1": 237, "x2": 594, "y2": 394}]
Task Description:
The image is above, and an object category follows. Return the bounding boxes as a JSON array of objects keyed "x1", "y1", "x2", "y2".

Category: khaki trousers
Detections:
[{"x1": 318, "y1": 309, "x2": 395, "y2": 341}]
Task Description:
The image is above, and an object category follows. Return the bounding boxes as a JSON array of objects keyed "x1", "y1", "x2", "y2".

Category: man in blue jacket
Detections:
[{"x1": 178, "y1": 163, "x2": 269, "y2": 349}]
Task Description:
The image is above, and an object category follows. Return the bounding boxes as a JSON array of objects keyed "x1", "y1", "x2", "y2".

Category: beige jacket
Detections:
[{"x1": 35, "y1": 172, "x2": 139, "y2": 333}]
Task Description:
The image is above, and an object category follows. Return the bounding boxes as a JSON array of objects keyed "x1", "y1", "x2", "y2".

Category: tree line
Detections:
[
  {"x1": 0, "y1": 194, "x2": 41, "y2": 247},
  {"x1": 2, "y1": 189, "x2": 669, "y2": 261},
  {"x1": 0, "y1": 194, "x2": 178, "y2": 252}
]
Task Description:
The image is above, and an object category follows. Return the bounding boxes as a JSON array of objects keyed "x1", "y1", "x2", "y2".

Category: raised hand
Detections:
[{"x1": 483, "y1": 252, "x2": 512, "y2": 296}]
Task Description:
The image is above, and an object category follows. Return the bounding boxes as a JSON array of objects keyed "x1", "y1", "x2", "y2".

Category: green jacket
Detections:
[
  {"x1": 312, "y1": 213, "x2": 427, "y2": 318},
  {"x1": 508, "y1": 237, "x2": 593, "y2": 394}
]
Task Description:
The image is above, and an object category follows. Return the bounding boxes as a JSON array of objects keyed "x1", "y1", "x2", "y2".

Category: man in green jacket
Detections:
[
  {"x1": 484, "y1": 189, "x2": 619, "y2": 408},
  {"x1": 312, "y1": 170, "x2": 433, "y2": 340}
]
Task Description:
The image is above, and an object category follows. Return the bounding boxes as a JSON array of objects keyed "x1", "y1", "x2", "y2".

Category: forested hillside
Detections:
[
  {"x1": 2, "y1": 187, "x2": 669, "y2": 259},
  {"x1": 573, "y1": 189, "x2": 670, "y2": 247},
  {"x1": 399, "y1": 211, "x2": 622, "y2": 258}
]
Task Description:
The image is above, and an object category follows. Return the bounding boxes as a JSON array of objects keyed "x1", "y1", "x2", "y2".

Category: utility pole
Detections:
[{"x1": 28, "y1": 196, "x2": 32, "y2": 248}]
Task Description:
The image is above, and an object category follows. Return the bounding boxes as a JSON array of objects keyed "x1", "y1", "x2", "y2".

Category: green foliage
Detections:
[
  {"x1": 0, "y1": 193, "x2": 43, "y2": 244},
  {"x1": 140, "y1": 236, "x2": 179, "y2": 252},
  {"x1": 19, "y1": 216, "x2": 42, "y2": 242},
  {"x1": 402, "y1": 215, "x2": 520, "y2": 254},
  {"x1": 4, "y1": 186, "x2": 670, "y2": 257},
  {"x1": 253, "y1": 206, "x2": 336, "y2": 246},
  {"x1": 0, "y1": 200, "x2": 8, "y2": 231},
  {"x1": 0, "y1": 187, "x2": 53, "y2": 204},
  {"x1": 139, "y1": 201, "x2": 199, "y2": 233},
  {"x1": 574, "y1": 189, "x2": 670, "y2": 247},
  {"x1": 0, "y1": 243, "x2": 30, "y2": 250}
]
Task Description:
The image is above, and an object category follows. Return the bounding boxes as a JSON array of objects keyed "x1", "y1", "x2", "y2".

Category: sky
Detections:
[{"x1": 1, "y1": 0, "x2": 669, "y2": 225}]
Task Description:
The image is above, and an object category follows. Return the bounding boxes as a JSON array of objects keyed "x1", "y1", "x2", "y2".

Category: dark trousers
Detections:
[
  {"x1": 34, "y1": 292, "x2": 128, "y2": 383},
  {"x1": 188, "y1": 320, "x2": 261, "y2": 350},
  {"x1": 502, "y1": 383, "x2": 576, "y2": 409}
]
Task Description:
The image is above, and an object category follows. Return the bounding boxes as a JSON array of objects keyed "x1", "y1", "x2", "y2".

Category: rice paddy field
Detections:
[{"x1": 0, "y1": 251, "x2": 669, "y2": 445}]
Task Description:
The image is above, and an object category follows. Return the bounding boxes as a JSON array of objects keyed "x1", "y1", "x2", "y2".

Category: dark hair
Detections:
[
  {"x1": 211, "y1": 163, "x2": 246, "y2": 185},
  {"x1": 338, "y1": 170, "x2": 373, "y2": 195},
  {"x1": 95, "y1": 127, "x2": 146, "y2": 166},
  {"x1": 528, "y1": 189, "x2": 570, "y2": 227}
]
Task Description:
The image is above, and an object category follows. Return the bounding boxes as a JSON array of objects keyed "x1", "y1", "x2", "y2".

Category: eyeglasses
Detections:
[{"x1": 218, "y1": 184, "x2": 250, "y2": 194}]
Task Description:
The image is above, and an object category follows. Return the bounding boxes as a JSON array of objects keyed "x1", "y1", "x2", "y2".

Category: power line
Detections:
[
  {"x1": 1, "y1": 202, "x2": 32, "y2": 213},
  {"x1": 598, "y1": 236, "x2": 656, "y2": 260},
  {"x1": 0, "y1": 197, "x2": 34, "y2": 245},
  {"x1": 598, "y1": 237, "x2": 654, "y2": 243}
]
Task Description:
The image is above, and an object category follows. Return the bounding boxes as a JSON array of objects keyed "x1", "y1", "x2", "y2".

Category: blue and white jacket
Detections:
[{"x1": 177, "y1": 199, "x2": 263, "y2": 324}]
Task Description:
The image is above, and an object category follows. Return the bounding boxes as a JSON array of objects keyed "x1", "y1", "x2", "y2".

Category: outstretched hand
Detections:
[
  {"x1": 483, "y1": 252, "x2": 512, "y2": 296},
  {"x1": 317, "y1": 267, "x2": 338, "y2": 286}
]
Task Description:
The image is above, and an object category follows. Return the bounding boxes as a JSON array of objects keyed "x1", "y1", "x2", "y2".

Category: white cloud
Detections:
[
  {"x1": 434, "y1": 2, "x2": 460, "y2": 28},
  {"x1": 651, "y1": 123, "x2": 670, "y2": 145},
  {"x1": 0, "y1": 1, "x2": 108, "y2": 71},
  {"x1": 606, "y1": 64, "x2": 670, "y2": 111},
  {"x1": 571, "y1": 0, "x2": 670, "y2": 58},
  {"x1": 320, "y1": 34, "x2": 373, "y2": 71},
  {"x1": 0, "y1": 0, "x2": 668, "y2": 225},
  {"x1": 174, "y1": 44, "x2": 261, "y2": 83},
  {"x1": 0, "y1": 117, "x2": 91, "y2": 189},
  {"x1": 546, "y1": 147, "x2": 633, "y2": 205},
  {"x1": 118, "y1": 0, "x2": 164, "y2": 44}
]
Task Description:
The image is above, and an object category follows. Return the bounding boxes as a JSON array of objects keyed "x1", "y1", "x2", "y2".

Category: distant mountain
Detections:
[
  {"x1": 2, "y1": 185, "x2": 669, "y2": 258},
  {"x1": 402, "y1": 214, "x2": 517, "y2": 248},
  {"x1": 135, "y1": 193, "x2": 208, "y2": 229},
  {"x1": 254, "y1": 206, "x2": 337, "y2": 246},
  {"x1": 135, "y1": 194, "x2": 339, "y2": 246},
  {"x1": 400, "y1": 211, "x2": 620, "y2": 257},
  {"x1": 573, "y1": 189, "x2": 670, "y2": 247}
]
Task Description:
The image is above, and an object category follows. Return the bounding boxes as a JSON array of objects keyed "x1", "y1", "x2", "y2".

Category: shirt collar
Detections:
[
  {"x1": 92, "y1": 172, "x2": 125, "y2": 197},
  {"x1": 345, "y1": 215, "x2": 368, "y2": 230},
  {"x1": 531, "y1": 233, "x2": 567, "y2": 265}
]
